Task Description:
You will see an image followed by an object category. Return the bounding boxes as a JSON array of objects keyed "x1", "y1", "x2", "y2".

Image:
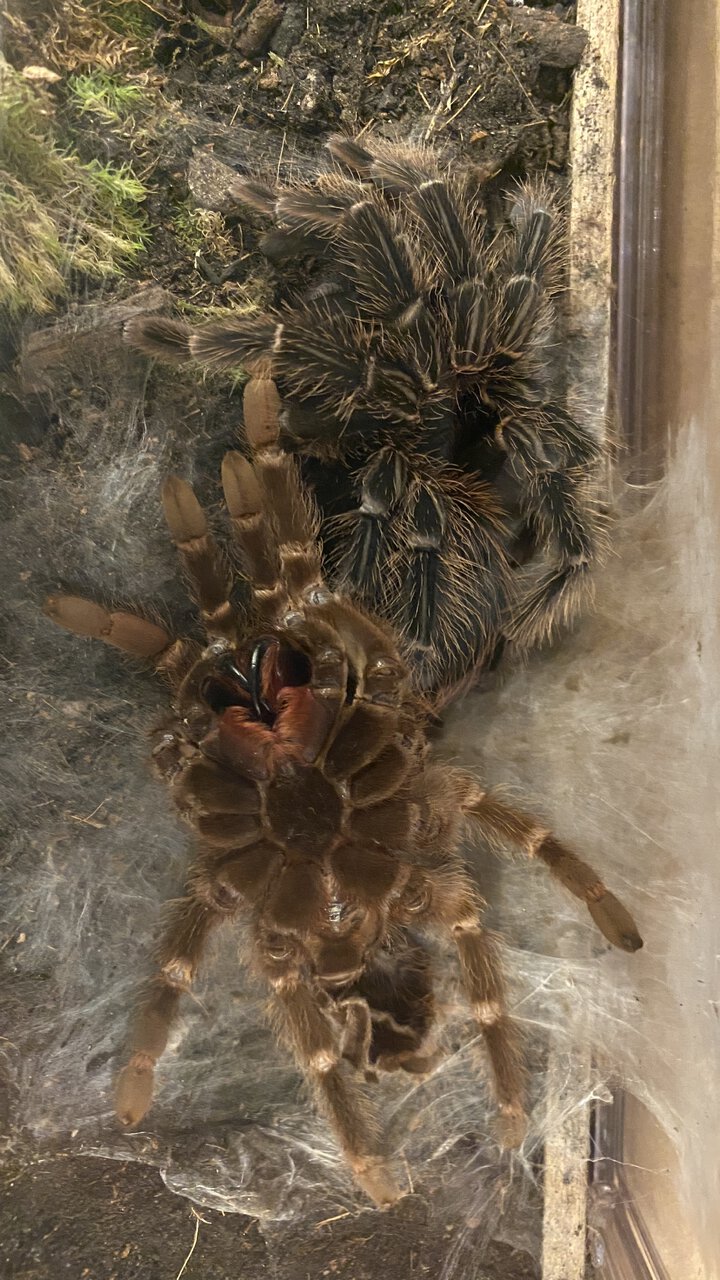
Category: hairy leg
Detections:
[
  {"x1": 339, "y1": 996, "x2": 375, "y2": 1075},
  {"x1": 162, "y1": 476, "x2": 237, "y2": 642},
  {"x1": 43, "y1": 595, "x2": 171, "y2": 657},
  {"x1": 497, "y1": 403, "x2": 604, "y2": 649},
  {"x1": 115, "y1": 890, "x2": 228, "y2": 1126},
  {"x1": 243, "y1": 378, "x2": 324, "y2": 599},
  {"x1": 334, "y1": 447, "x2": 404, "y2": 614},
  {"x1": 460, "y1": 782, "x2": 643, "y2": 952},
  {"x1": 44, "y1": 595, "x2": 199, "y2": 692},
  {"x1": 270, "y1": 979, "x2": 403, "y2": 1206},
  {"x1": 428, "y1": 874, "x2": 526, "y2": 1147},
  {"x1": 394, "y1": 466, "x2": 512, "y2": 687},
  {"x1": 221, "y1": 378, "x2": 324, "y2": 624}
]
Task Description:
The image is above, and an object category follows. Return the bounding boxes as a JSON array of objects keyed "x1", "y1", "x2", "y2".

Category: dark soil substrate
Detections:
[
  {"x1": 0, "y1": 1158, "x2": 541, "y2": 1280},
  {"x1": 3, "y1": 0, "x2": 585, "y2": 320}
]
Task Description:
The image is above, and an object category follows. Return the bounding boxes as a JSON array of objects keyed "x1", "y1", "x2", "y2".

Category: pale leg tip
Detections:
[
  {"x1": 497, "y1": 1106, "x2": 528, "y2": 1150},
  {"x1": 115, "y1": 1059, "x2": 155, "y2": 1128},
  {"x1": 354, "y1": 1157, "x2": 405, "y2": 1208}
]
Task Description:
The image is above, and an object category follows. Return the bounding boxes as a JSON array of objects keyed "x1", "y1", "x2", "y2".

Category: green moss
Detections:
[
  {"x1": 171, "y1": 204, "x2": 236, "y2": 256},
  {"x1": 83, "y1": 159, "x2": 148, "y2": 206},
  {"x1": 3, "y1": 0, "x2": 157, "y2": 75},
  {"x1": 0, "y1": 56, "x2": 147, "y2": 316},
  {"x1": 172, "y1": 203, "x2": 209, "y2": 254},
  {"x1": 100, "y1": 1, "x2": 156, "y2": 41},
  {"x1": 68, "y1": 71, "x2": 146, "y2": 122}
]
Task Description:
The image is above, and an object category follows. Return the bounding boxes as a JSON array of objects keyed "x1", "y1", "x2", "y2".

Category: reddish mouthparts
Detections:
[{"x1": 202, "y1": 637, "x2": 312, "y2": 726}]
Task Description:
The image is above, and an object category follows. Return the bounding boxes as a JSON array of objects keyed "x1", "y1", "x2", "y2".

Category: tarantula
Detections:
[
  {"x1": 127, "y1": 134, "x2": 604, "y2": 691},
  {"x1": 45, "y1": 375, "x2": 641, "y2": 1207}
]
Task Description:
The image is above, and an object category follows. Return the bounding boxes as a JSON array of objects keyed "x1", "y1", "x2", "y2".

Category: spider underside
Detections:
[{"x1": 45, "y1": 376, "x2": 642, "y2": 1207}]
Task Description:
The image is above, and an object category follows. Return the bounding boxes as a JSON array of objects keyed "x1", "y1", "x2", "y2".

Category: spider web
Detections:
[{"x1": 1, "y1": 314, "x2": 717, "y2": 1274}]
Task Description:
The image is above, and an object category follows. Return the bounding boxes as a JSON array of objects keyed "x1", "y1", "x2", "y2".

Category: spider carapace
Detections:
[{"x1": 45, "y1": 374, "x2": 642, "y2": 1207}]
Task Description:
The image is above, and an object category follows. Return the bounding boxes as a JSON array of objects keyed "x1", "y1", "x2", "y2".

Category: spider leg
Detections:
[
  {"x1": 242, "y1": 378, "x2": 323, "y2": 597},
  {"x1": 333, "y1": 446, "x2": 406, "y2": 611},
  {"x1": 356, "y1": 943, "x2": 439, "y2": 1079},
  {"x1": 138, "y1": 285, "x2": 429, "y2": 438},
  {"x1": 439, "y1": 181, "x2": 555, "y2": 397},
  {"x1": 130, "y1": 235, "x2": 432, "y2": 439},
  {"x1": 477, "y1": 187, "x2": 602, "y2": 646},
  {"x1": 498, "y1": 403, "x2": 604, "y2": 648},
  {"x1": 221, "y1": 449, "x2": 286, "y2": 623},
  {"x1": 402, "y1": 476, "x2": 447, "y2": 651},
  {"x1": 453, "y1": 919, "x2": 527, "y2": 1147},
  {"x1": 124, "y1": 314, "x2": 193, "y2": 363},
  {"x1": 328, "y1": 138, "x2": 487, "y2": 298},
  {"x1": 411, "y1": 178, "x2": 482, "y2": 285},
  {"x1": 428, "y1": 875, "x2": 526, "y2": 1147},
  {"x1": 43, "y1": 595, "x2": 198, "y2": 689},
  {"x1": 236, "y1": 180, "x2": 428, "y2": 328},
  {"x1": 161, "y1": 299, "x2": 387, "y2": 431},
  {"x1": 276, "y1": 303, "x2": 428, "y2": 425},
  {"x1": 221, "y1": 378, "x2": 324, "y2": 625},
  {"x1": 229, "y1": 172, "x2": 364, "y2": 264},
  {"x1": 486, "y1": 182, "x2": 559, "y2": 360},
  {"x1": 327, "y1": 134, "x2": 444, "y2": 200},
  {"x1": 270, "y1": 977, "x2": 403, "y2": 1206},
  {"x1": 341, "y1": 465, "x2": 442, "y2": 665},
  {"x1": 162, "y1": 477, "x2": 237, "y2": 642},
  {"x1": 275, "y1": 176, "x2": 364, "y2": 229},
  {"x1": 460, "y1": 782, "x2": 643, "y2": 952},
  {"x1": 297, "y1": 194, "x2": 447, "y2": 403},
  {"x1": 338, "y1": 199, "x2": 427, "y2": 325},
  {"x1": 508, "y1": 180, "x2": 562, "y2": 290},
  {"x1": 43, "y1": 596, "x2": 170, "y2": 657},
  {"x1": 339, "y1": 996, "x2": 375, "y2": 1074},
  {"x1": 397, "y1": 465, "x2": 513, "y2": 686},
  {"x1": 334, "y1": 445, "x2": 512, "y2": 686},
  {"x1": 115, "y1": 889, "x2": 230, "y2": 1127},
  {"x1": 126, "y1": 309, "x2": 277, "y2": 374}
]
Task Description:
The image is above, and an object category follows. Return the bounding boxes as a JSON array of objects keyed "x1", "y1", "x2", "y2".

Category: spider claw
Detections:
[
  {"x1": 124, "y1": 315, "x2": 193, "y2": 364},
  {"x1": 353, "y1": 1156, "x2": 405, "y2": 1208},
  {"x1": 587, "y1": 892, "x2": 643, "y2": 952},
  {"x1": 326, "y1": 134, "x2": 374, "y2": 176},
  {"x1": 115, "y1": 1055, "x2": 156, "y2": 1127},
  {"x1": 162, "y1": 476, "x2": 207, "y2": 544}
]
